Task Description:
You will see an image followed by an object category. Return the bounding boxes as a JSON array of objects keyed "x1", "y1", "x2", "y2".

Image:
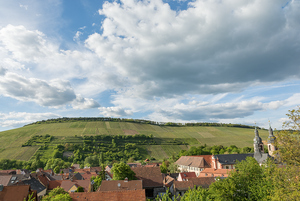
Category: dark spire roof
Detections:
[
  {"x1": 267, "y1": 126, "x2": 276, "y2": 143},
  {"x1": 253, "y1": 127, "x2": 262, "y2": 144}
]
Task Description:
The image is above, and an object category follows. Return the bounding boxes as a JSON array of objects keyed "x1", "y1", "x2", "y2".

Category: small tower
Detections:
[
  {"x1": 253, "y1": 126, "x2": 264, "y2": 159},
  {"x1": 267, "y1": 123, "x2": 276, "y2": 157}
]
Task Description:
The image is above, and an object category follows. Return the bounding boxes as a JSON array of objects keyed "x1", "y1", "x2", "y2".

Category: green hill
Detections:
[{"x1": 0, "y1": 121, "x2": 269, "y2": 161}]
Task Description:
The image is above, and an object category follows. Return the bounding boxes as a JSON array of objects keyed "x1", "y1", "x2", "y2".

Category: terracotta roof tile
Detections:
[
  {"x1": 0, "y1": 175, "x2": 12, "y2": 186},
  {"x1": 61, "y1": 180, "x2": 90, "y2": 192},
  {"x1": 0, "y1": 185, "x2": 33, "y2": 201},
  {"x1": 70, "y1": 189, "x2": 146, "y2": 201},
  {"x1": 98, "y1": 180, "x2": 143, "y2": 191},
  {"x1": 179, "y1": 172, "x2": 196, "y2": 180},
  {"x1": 48, "y1": 180, "x2": 63, "y2": 190},
  {"x1": 131, "y1": 167, "x2": 163, "y2": 188},
  {"x1": 174, "y1": 177, "x2": 215, "y2": 190},
  {"x1": 175, "y1": 155, "x2": 212, "y2": 168},
  {"x1": 199, "y1": 168, "x2": 233, "y2": 178}
]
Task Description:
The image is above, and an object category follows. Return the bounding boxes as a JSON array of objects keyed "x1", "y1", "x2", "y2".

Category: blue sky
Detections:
[{"x1": 0, "y1": 0, "x2": 300, "y2": 131}]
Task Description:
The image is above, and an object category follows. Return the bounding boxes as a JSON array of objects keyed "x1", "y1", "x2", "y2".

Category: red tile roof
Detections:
[
  {"x1": 199, "y1": 168, "x2": 233, "y2": 178},
  {"x1": 175, "y1": 155, "x2": 212, "y2": 168},
  {"x1": 179, "y1": 172, "x2": 196, "y2": 181},
  {"x1": 0, "y1": 185, "x2": 37, "y2": 201},
  {"x1": 70, "y1": 189, "x2": 146, "y2": 201},
  {"x1": 131, "y1": 166, "x2": 163, "y2": 188},
  {"x1": 61, "y1": 180, "x2": 91, "y2": 192},
  {"x1": 38, "y1": 175, "x2": 50, "y2": 187},
  {"x1": 98, "y1": 180, "x2": 143, "y2": 191},
  {"x1": 0, "y1": 175, "x2": 12, "y2": 186},
  {"x1": 174, "y1": 177, "x2": 215, "y2": 190},
  {"x1": 48, "y1": 180, "x2": 63, "y2": 190}
]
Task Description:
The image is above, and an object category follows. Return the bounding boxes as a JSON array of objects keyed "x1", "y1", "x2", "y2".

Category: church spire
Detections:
[{"x1": 267, "y1": 121, "x2": 276, "y2": 156}]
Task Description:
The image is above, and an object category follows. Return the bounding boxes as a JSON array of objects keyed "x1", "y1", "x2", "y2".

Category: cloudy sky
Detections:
[{"x1": 0, "y1": 0, "x2": 299, "y2": 131}]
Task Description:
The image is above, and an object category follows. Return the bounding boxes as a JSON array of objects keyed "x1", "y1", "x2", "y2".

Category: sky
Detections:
[{"x1": 0, "y1": 0, "x2": 299, "y2": 131}]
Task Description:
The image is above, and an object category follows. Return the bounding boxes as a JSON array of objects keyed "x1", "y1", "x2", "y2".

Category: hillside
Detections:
[{"x1": 0, "y1": 121, "x2": 270, "y2": 161}]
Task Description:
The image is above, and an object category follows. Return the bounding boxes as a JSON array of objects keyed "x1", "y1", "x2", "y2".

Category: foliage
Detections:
[
  {"x1": 111, "y1": 162, "x2": 136, "y2": 180},
  {"x1": 25, "y1": 192, "x2": 35, "y2": 201},
  {"x1": 25, "y1": 117, "x2": 259, "y2": 129},
  {"x1": 275, "y1": 106, "x2": 300, "y2": 165},
  {"x1": 41, "y1": 187, "x2": 72, "y2": 201},
  {"x1": 91, "y1": 175, "x2": 102, "y2": 191},
  {"x1": 75, "y1": 186, "x2": 84, "y2": 192},
  {"x1": 160, "y1": 161, "x2": 168, "y2": 173},
  {"x1": 209, "y1": 157, "x2": 271, "y2": 200},
  {"x1": 181, "y1": 187, "x2": 210, "y2": 201},
  {"x1": 22, "y1": 135, "x2": 53, "y2": 147},
  {"x1": 155, "y1": 189, "x2": 173, "y2": 201}
]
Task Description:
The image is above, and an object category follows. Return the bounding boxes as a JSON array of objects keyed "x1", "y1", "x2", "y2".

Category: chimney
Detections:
[{"x1": 124, "y1": 177, "x2": 128, "y2": 182}]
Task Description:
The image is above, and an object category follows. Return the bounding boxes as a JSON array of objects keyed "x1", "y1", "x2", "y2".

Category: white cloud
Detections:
[
  {"x1": 85, "y1": 0, "x2": 300, "y2": 99},
  {"x1": 79, "y1": 26, "x2": 86, "y2": 30},
  {"x1": 19, "y1": 4, "x2": 28, "y2": 10},
  {"x1": 99, "y1": 107, "x2": 133, "y2": 117},
  {"x1": 72, "y1": 94, "x2": 100, "y2": 110},
  {"x1": 0, "y1": 68, "x2": 100, "y2": 109},
  {"x1": 73, "y1": 31, "x2": 83, "y2": 41},
  {"x1": 0, "y1": 112, "x2": 61, "y2": 127}
]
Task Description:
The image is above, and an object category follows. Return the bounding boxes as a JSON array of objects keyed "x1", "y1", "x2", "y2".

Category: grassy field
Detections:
[{"x1": 0, "y1": 121, "x2": 270, "y2": 160}]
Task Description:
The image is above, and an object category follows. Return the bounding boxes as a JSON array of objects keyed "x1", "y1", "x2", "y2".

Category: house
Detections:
[
  {"x1": 170, "y1": 177, "x2": 215, "y2": 197},
  {"x1": 21, "y1": 177, "x2": 47, "y2": 197},
  {"x1": 177, "y1": 172, "x2": 196, "y2": 181},
  {"x1": 0, "y1": 175, "x2": 12, "y2": 186},
  {"x1": 175, "y1": 155, "x2": 211, "y2": 176},
  {"x1": 162, "y1": 173, "x2": 178, "y2": 188},
  {"x1": 60, "y1": 180, "x2": 91, "y2": 192},
  {"x1": 70, "y1": 189, "x2": 146, "y2": 201},
  {"x1": 198, "y1": 168, "x2": 233, "y2": 178},
  {"x1": 131, "y1": 166, "x2": 164, "y2": 198},
  {"x1": 211, "y1": 154, "x2": 254, "y2": 169},
  {"x1": 0, "y1": 184, "x2": 38, "y2": 201},
  {"x1": 48, "y1": 180, "x2": 63, "y2": 190},
  {"x1": 98, "y1": 179, "x2": 143, "y2": 191}
]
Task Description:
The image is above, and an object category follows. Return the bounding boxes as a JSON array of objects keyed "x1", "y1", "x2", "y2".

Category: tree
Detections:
[
  {"x1": 181, "y1": 187, "x2": 210, "y2": 201},
  {"x1": 41, "y1": 187, "x2": 72, "y2": 201},
  {"x1": 271, "y1": 106, "x2": 300, "y2": 199},
  {"x1": 275, "y1": 106, "x2": 300, "y2": 165},
  {"x1": 160, "y1": 161, "x2": 168, "y2": 173},
  {"x1": 75, "y1": 186, "x2": 84, "y2": 192},
  {"x1": 111, "y1": 162, "x2": 136, "y2": 180},
  {"x1": 91, "y1": 175, "x2": 102, "y2": 191},
  {"x1": 209, "y1": 157, "x2": 271, "y2": 200}
]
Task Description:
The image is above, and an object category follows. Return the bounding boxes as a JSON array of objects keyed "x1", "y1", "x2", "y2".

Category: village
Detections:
[{"x1": 0, "y1": 127, "x2": 278, "y2": 201}]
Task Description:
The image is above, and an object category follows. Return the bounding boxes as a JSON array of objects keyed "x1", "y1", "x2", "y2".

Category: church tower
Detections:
[
  {"x1": 253, "y1": 127, "x2": 264, "y2": 159},
  {"x1": 267, "y1": 125, "x2": 276, "y2": 157}
]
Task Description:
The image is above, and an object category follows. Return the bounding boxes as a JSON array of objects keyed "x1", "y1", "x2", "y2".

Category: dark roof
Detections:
[
  {"x1": 21, "y1": 177, "x2": 47, "y2": 194},
  {"x1": 131, "y1": 166, "x2": 163, "y2": 188},
  {"x1": 70, "y1": 189, "x2": 146, "y2": 201},
  {"x1": 7, "y1": 174, "x2": 31, "y2": 186},
  {"x1": 163, "y1": 173, "x2": 178, "y2": 180},
  {"x1": 98, "y1": 180, "x2": 143, "y2": 191},
  {"x1": 71, "y1": 172, "x2": 84, "y2": 180},
  {"x1": 214, "y1": 154, "x2": 254, "y2": 165}
]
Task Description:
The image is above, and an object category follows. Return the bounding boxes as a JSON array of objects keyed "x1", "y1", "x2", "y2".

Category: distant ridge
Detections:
[{"x1": 24, "y1": 117, "x2": 261, "y2": 129}]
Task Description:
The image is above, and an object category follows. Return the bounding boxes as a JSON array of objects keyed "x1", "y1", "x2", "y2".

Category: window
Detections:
[{"x1": 205, "y1": 173, "x2": 208, "y2": 176}]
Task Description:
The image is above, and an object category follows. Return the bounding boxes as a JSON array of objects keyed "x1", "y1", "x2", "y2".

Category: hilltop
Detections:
[{"x1": 0, "y1": 118, "x2": 270, "y2": 161}]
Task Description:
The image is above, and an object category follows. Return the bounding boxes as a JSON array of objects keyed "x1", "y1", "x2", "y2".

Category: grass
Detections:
[{"x1": 0, "y1": 121, "x2": 270, "y2": 160}]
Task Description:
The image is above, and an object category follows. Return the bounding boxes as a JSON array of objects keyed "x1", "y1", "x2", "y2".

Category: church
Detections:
[{"x1": 176, "y1": 126, "x2": 277, "y2": 175}]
